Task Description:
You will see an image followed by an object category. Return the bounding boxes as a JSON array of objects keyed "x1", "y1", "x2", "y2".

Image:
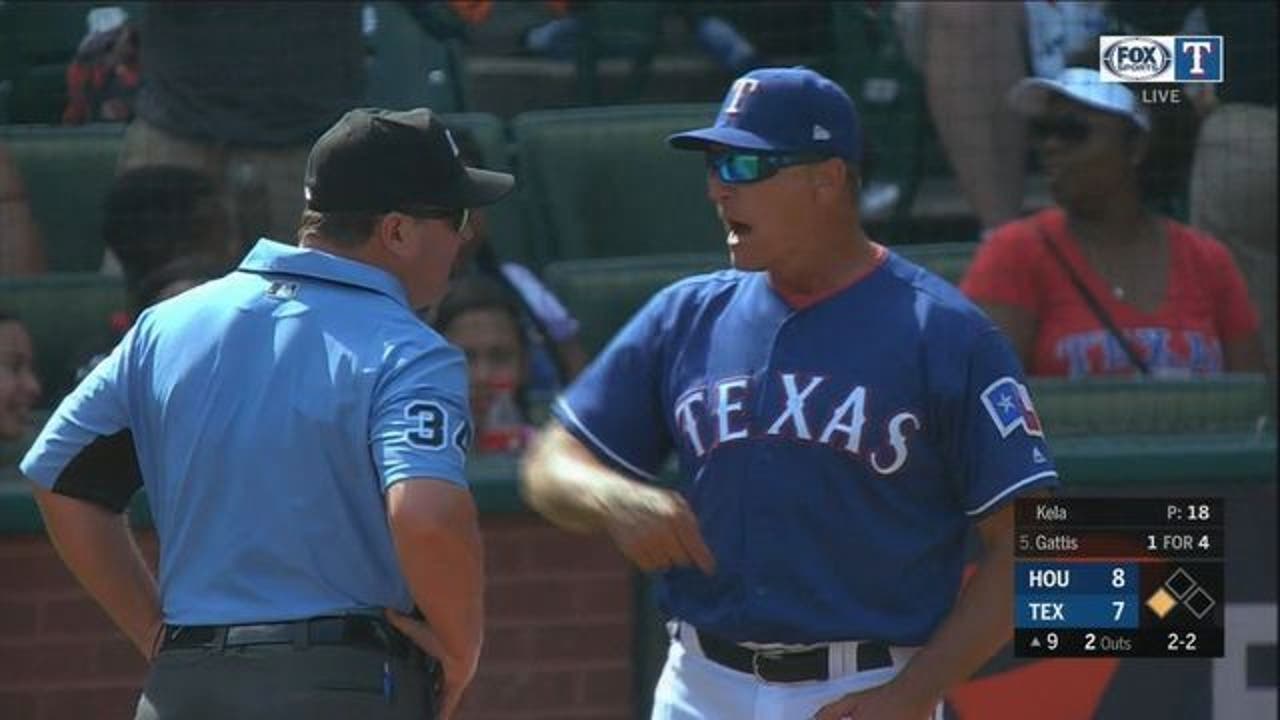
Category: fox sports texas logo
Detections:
[{"x1": 1101, "y1": 37, "x2": 1172, "y2": 81}]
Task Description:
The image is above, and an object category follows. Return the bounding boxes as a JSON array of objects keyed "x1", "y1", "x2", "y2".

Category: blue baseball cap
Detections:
[{"x1": 668, "y1": 67, "x2": 862, "y2": 163}]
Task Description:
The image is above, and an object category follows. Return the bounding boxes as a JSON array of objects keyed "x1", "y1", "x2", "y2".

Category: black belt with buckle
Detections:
[
  {"x1": 160, "y1": 615, "x2": 416, "y2": 659},
  {"x1": 695, "y1": 629, "x2": 893, "y2": 683}
]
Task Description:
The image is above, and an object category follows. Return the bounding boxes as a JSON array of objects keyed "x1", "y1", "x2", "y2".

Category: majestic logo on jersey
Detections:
[
  {"x1": 981, "y1": 377, "x2": 1043, "y2": 438},
  {"x1": 672, "y1": 373, "x2": 921, "y2": 475},
  {"x1": 265, "y1": 281, "x2": 299, "y2": 300}
]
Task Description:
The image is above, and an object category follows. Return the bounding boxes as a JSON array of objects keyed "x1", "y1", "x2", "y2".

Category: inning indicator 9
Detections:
[{"x1": 1013, "y1": 497, "x2": 1224, "y2": 658}]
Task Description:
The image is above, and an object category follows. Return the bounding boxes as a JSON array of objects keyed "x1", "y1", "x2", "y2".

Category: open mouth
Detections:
[{"x1": 725, "y1": 220, "x2": 752, "y2": 246}]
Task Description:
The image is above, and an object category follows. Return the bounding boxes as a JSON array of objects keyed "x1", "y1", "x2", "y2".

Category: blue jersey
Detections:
[
  {"x1": 555, "y1": 250, "x2": 1058, "y2": 645},
  {"x1": 22, "y1": 240, "x2": 472, "y2": 624}
]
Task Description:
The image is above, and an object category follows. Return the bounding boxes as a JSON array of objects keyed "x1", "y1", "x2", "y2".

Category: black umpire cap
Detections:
[{"x1": 304, "y1": 108, "x2": 514, "y2": 213}]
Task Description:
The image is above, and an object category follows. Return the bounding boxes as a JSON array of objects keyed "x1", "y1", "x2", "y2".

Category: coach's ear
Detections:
[{"x1": 809, "y1": 157, "x2": 850, "y2": 202}]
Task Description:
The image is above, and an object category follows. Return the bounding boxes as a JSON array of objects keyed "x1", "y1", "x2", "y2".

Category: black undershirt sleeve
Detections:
[{"x1": 50, "y1": 430, "x2": 143, "y2": 514}]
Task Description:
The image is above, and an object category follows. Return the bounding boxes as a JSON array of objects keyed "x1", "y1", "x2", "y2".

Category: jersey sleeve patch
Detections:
[{"x1": 980, "y1": 376, "x2": 1044, "y2": 438}]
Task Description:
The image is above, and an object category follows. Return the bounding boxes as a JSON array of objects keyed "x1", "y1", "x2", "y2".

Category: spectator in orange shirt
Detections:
[{"x1": 961, "y1": 68, "x2": 1265, "y2": 378}]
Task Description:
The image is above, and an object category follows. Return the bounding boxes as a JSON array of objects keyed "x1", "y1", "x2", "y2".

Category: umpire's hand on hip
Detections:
[
  {"x1": 385, "y1": 609, "x2": 476, "y2": 720},
  {"x1": 602, "y1": 484, "x2": 716, "y2": 575}
]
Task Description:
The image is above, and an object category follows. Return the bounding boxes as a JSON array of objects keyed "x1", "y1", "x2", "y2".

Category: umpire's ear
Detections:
[{"x1": 378, "y1": 211, "x2": 419, "y2": 260}]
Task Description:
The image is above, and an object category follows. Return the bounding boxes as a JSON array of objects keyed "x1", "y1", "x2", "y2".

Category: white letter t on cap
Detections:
[{"x1": 725, "y1": 78, "x2": 761, "y2": 115}]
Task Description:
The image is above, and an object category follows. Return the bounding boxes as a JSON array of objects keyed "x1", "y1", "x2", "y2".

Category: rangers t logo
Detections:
[
  {"x1": 981, "y1": 377, "x2": 1044, "y2": 438},
  {"x1": 723, "y1": 78, "x2": 760, "y2": 115}
]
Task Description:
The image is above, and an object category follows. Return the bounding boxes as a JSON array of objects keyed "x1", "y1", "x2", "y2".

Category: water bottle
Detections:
[{"x1": 477, "y1": 377, "x2": 525, "y2": 454}]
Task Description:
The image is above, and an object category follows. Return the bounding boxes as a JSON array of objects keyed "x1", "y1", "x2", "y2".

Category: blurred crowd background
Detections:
[
  {"x1": 0, "y1": 3, "x2": 1275, "y2": 718},
  {"x1": 2, "y1": 1, "x2": 1275, "y2": 445},
  {"x1": 1, "y1": 1, "x2": 1276, "y2": 421}
]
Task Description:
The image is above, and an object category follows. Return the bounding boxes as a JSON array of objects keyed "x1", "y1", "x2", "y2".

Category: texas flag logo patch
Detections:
[{"x1": 981, "y1": 377, "x2": 1044, "y2": 438}]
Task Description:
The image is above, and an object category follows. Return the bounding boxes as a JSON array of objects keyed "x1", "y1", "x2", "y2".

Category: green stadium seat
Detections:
[
  {"x1": 0, "y1": 273, "x2": 126, "y2": 407},
  {"x1": 437, "y1": 111, "x2": 528, "y2": 265},
  {"x1": 542, "y1": 252, "x2": 727, "y2": 355},
  {"x1": 364, "y1": 1, "x2": 467, "y2": 114},
  {"x1": 439, "y1": 112, "x2": 505, "y2": 168},
  {"x1": 890, "y1": 241, "x2": 976, "y2": 285},
  {"x1": 543, "y1": 245, "x2": 978, "y2": 355},
  {"x1": 1028, "y1": 374, "x2": 1274, "y2": 438},
  {"x1": 0, "y1": 123, "x2": 125, "y2": 272},
  {"x1": 511, "y1": 104, "x2": 722, "y2": 268},
  {"x1": 8, "y1": 64, "x2": 67, "y2": 126},
  {"x1": 826, "y1": 2, "x2": 931, "y2": 242},
  {"x1": 574, "y1": 1, "x2": 663, "y2": 105},
  {"x1": 0, "y1": 1, "x2": 109, "y2": 123}
]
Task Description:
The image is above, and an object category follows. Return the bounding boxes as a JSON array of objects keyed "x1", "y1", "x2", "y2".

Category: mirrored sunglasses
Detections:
[
  {"x1": 402, "y1": 205, "x2": 470, "y2": 234},
  {"x1": 705, "y1": 151, "x2": 828, "y2": 184}
]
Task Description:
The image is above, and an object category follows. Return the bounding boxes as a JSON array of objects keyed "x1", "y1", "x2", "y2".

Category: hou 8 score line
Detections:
[{"x1": 1013, "y1": 497, "x2": 1224, "y2": 658}]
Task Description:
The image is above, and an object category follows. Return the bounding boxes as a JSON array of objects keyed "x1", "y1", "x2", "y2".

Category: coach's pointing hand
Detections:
[{"x1": 603, "y1": 485, "x2": 716, "y2": 574}]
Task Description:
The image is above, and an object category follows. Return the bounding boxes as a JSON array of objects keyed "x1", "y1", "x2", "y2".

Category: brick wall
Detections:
[{"x1": 0, "y1": 514, "x2": 634, "y2": 720}]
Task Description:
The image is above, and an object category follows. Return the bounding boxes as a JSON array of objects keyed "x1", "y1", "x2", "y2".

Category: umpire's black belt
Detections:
[
  {"x1": 160, "y1": 615, "x2": 414, "y2": 658},
  {"x1": 694, "y1": 627, "x2": 893, "y2": 683}
]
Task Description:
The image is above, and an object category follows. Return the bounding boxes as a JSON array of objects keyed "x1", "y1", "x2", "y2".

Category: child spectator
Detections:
[{"x1": 433, "y1": 275, "x2": 537, "y2": 455}]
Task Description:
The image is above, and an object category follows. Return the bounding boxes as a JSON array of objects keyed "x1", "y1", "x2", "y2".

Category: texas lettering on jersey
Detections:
[{"x1": 672, "y1": 372, "x2": 921, "y2": 475}]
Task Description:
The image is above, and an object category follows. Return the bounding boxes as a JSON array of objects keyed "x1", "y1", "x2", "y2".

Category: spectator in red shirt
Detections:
[{"x1": 961, "y1": 68, "x2": 1265, "y2": 378}]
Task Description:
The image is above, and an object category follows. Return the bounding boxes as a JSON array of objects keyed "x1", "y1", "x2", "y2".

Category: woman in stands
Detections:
[
  {"x1": 0, "y1": 312, "x2": 41, "y2": 442},
  {"x1": 432, "y1": 275, "x2": 537, "y2": 455},
  {"x1": 961, "y1": 67, "x2": 1265, "y2": 378}
]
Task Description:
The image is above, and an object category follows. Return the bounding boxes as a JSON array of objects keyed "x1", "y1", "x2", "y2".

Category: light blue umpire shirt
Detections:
[{"x1": 21, "y1": 239, "x2": 472, "y2": 625}]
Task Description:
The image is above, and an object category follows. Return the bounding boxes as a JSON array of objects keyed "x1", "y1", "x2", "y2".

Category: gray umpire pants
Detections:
[{"x1": 134, "y1": 643, "x2": 437, "y2": 720}]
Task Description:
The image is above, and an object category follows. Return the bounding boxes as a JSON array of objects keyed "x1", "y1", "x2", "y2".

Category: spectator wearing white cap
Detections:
[{"x1": 961, "y1": 68, "x2": 1265, "y2": 379}]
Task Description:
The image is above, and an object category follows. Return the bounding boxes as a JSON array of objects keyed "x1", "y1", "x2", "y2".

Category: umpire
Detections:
[{"x1": 21, "y1": 108, "x2": 513, "y2": 720}]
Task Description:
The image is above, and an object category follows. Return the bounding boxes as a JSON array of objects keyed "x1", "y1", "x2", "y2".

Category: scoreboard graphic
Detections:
[{"x1": 1014, "y1": 497, "x2": 1225, "y2": 658}]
